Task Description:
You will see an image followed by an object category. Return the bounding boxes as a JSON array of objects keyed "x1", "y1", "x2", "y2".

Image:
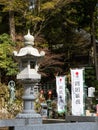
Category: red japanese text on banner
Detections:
[
  {"x1": 71, "y1": 68, "x2": 84, "y2": 116},
  {"x1": 56, "y1": 76, "x2": 66, "y2": 113}
]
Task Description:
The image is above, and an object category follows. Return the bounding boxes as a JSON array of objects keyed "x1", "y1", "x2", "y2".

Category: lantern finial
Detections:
[{"x1": 24, "y1": 30, "x2": 34, "y2": 46}]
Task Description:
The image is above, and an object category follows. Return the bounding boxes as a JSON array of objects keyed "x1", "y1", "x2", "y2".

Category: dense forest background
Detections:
[{"x1": 0, "y1": 0, "x2": 98, "y2": 117}]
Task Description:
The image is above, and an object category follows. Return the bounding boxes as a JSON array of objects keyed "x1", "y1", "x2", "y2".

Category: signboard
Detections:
[
  {"x1": 88, "y1": 87, "x2": 95, "y2": 97},
  {"x1": 56, "y1": 76, "x2": 66, "y2": 113},
  {"x1": 70, "y1": 68, "x2": 84, "y2": 116}
]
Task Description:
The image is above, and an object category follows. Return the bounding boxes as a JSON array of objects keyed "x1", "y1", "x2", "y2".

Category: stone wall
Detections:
[
  {"x1": 14, "y1": 122, "x2": 98, "y2": 130},
  {"x1": 0, "y1": 118, "x2": 98, "y2": 130}
]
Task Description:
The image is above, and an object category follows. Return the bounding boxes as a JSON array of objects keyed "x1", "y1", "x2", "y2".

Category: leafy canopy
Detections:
[{"x1": 0, "y1": 33, "x2": 18, "y2": 76}]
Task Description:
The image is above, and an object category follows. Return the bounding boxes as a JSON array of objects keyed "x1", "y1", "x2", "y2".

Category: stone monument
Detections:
[{"x1": 13, "y1": 30, "x2": 45, "y2": 123}]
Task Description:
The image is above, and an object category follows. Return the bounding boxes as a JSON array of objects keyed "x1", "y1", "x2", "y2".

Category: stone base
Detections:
[
  {"x1": 65, "y1": 115, "x2": 96, "y2": 122},
  {"x1": 16, "y1": 113, "x2": 42, "y2": 124}
]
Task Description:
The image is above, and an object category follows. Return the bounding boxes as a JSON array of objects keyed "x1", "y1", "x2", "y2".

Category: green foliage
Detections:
[
  {"x1": 1, "y1": 0, "x2": 28, "y2": 12},
  {"x1": 62, "y1": 0, "x2": 97, "y2": 35},
  {"x1": 0, "y1": 83, "x2": 9, "y2": 100},
  {"x1": 0, "y1": 33, "x2": 18, "y2": 76},
  {"x1": 41, "y1": 1, "x2": 55, "y2": 10},
  {"x1": 0, "y1": 0, "x2": 98, "y2": 82},
  {"x1": 85, "y1": 67, "x2": 96, "y2": 87},
  {"x1": 0, "y1": 83, "x2": 23, "y2": 118}
]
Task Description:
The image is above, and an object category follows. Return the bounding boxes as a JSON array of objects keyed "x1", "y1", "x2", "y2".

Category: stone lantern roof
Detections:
[{"x1": 13, "y1": 30, "x2": 45, "y2": 58}]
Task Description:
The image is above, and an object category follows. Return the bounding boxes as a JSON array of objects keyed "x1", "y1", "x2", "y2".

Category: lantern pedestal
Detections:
[{"x1": 16, "y1": 79, "x2": 41, "y2": 121}]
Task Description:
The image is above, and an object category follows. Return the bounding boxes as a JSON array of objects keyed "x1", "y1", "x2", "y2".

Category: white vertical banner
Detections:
[
  {"x1": 56, "y1": 76, "x2": 66, "y2": 113},
  {"x1": 70, "y1": 68, "x2": 84, "y2": 116}
]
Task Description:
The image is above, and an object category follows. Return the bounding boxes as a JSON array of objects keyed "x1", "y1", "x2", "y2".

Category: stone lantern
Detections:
[{"x1": 13, "y1": 30, "x2": 45, "y2": 122}]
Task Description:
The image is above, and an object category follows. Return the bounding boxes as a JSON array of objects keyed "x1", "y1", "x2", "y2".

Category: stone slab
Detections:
[
  {"x1": 65, "y1": 116, "x2": 98, "y2": 122},
  {"x1": 0, "y1": 118, "x2": 42, "y2": 127}
]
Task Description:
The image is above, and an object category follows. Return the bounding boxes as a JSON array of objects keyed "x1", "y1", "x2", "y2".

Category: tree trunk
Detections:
[
  {"x1": 90, "y1": 11, "x2": 98, "y2": 80},
  {"x1": 37, "y1": 0, "x2": 40, "y2": 14},
  {"x1": 9, "y1": 10, "x2": 16, "y2": 42}
]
